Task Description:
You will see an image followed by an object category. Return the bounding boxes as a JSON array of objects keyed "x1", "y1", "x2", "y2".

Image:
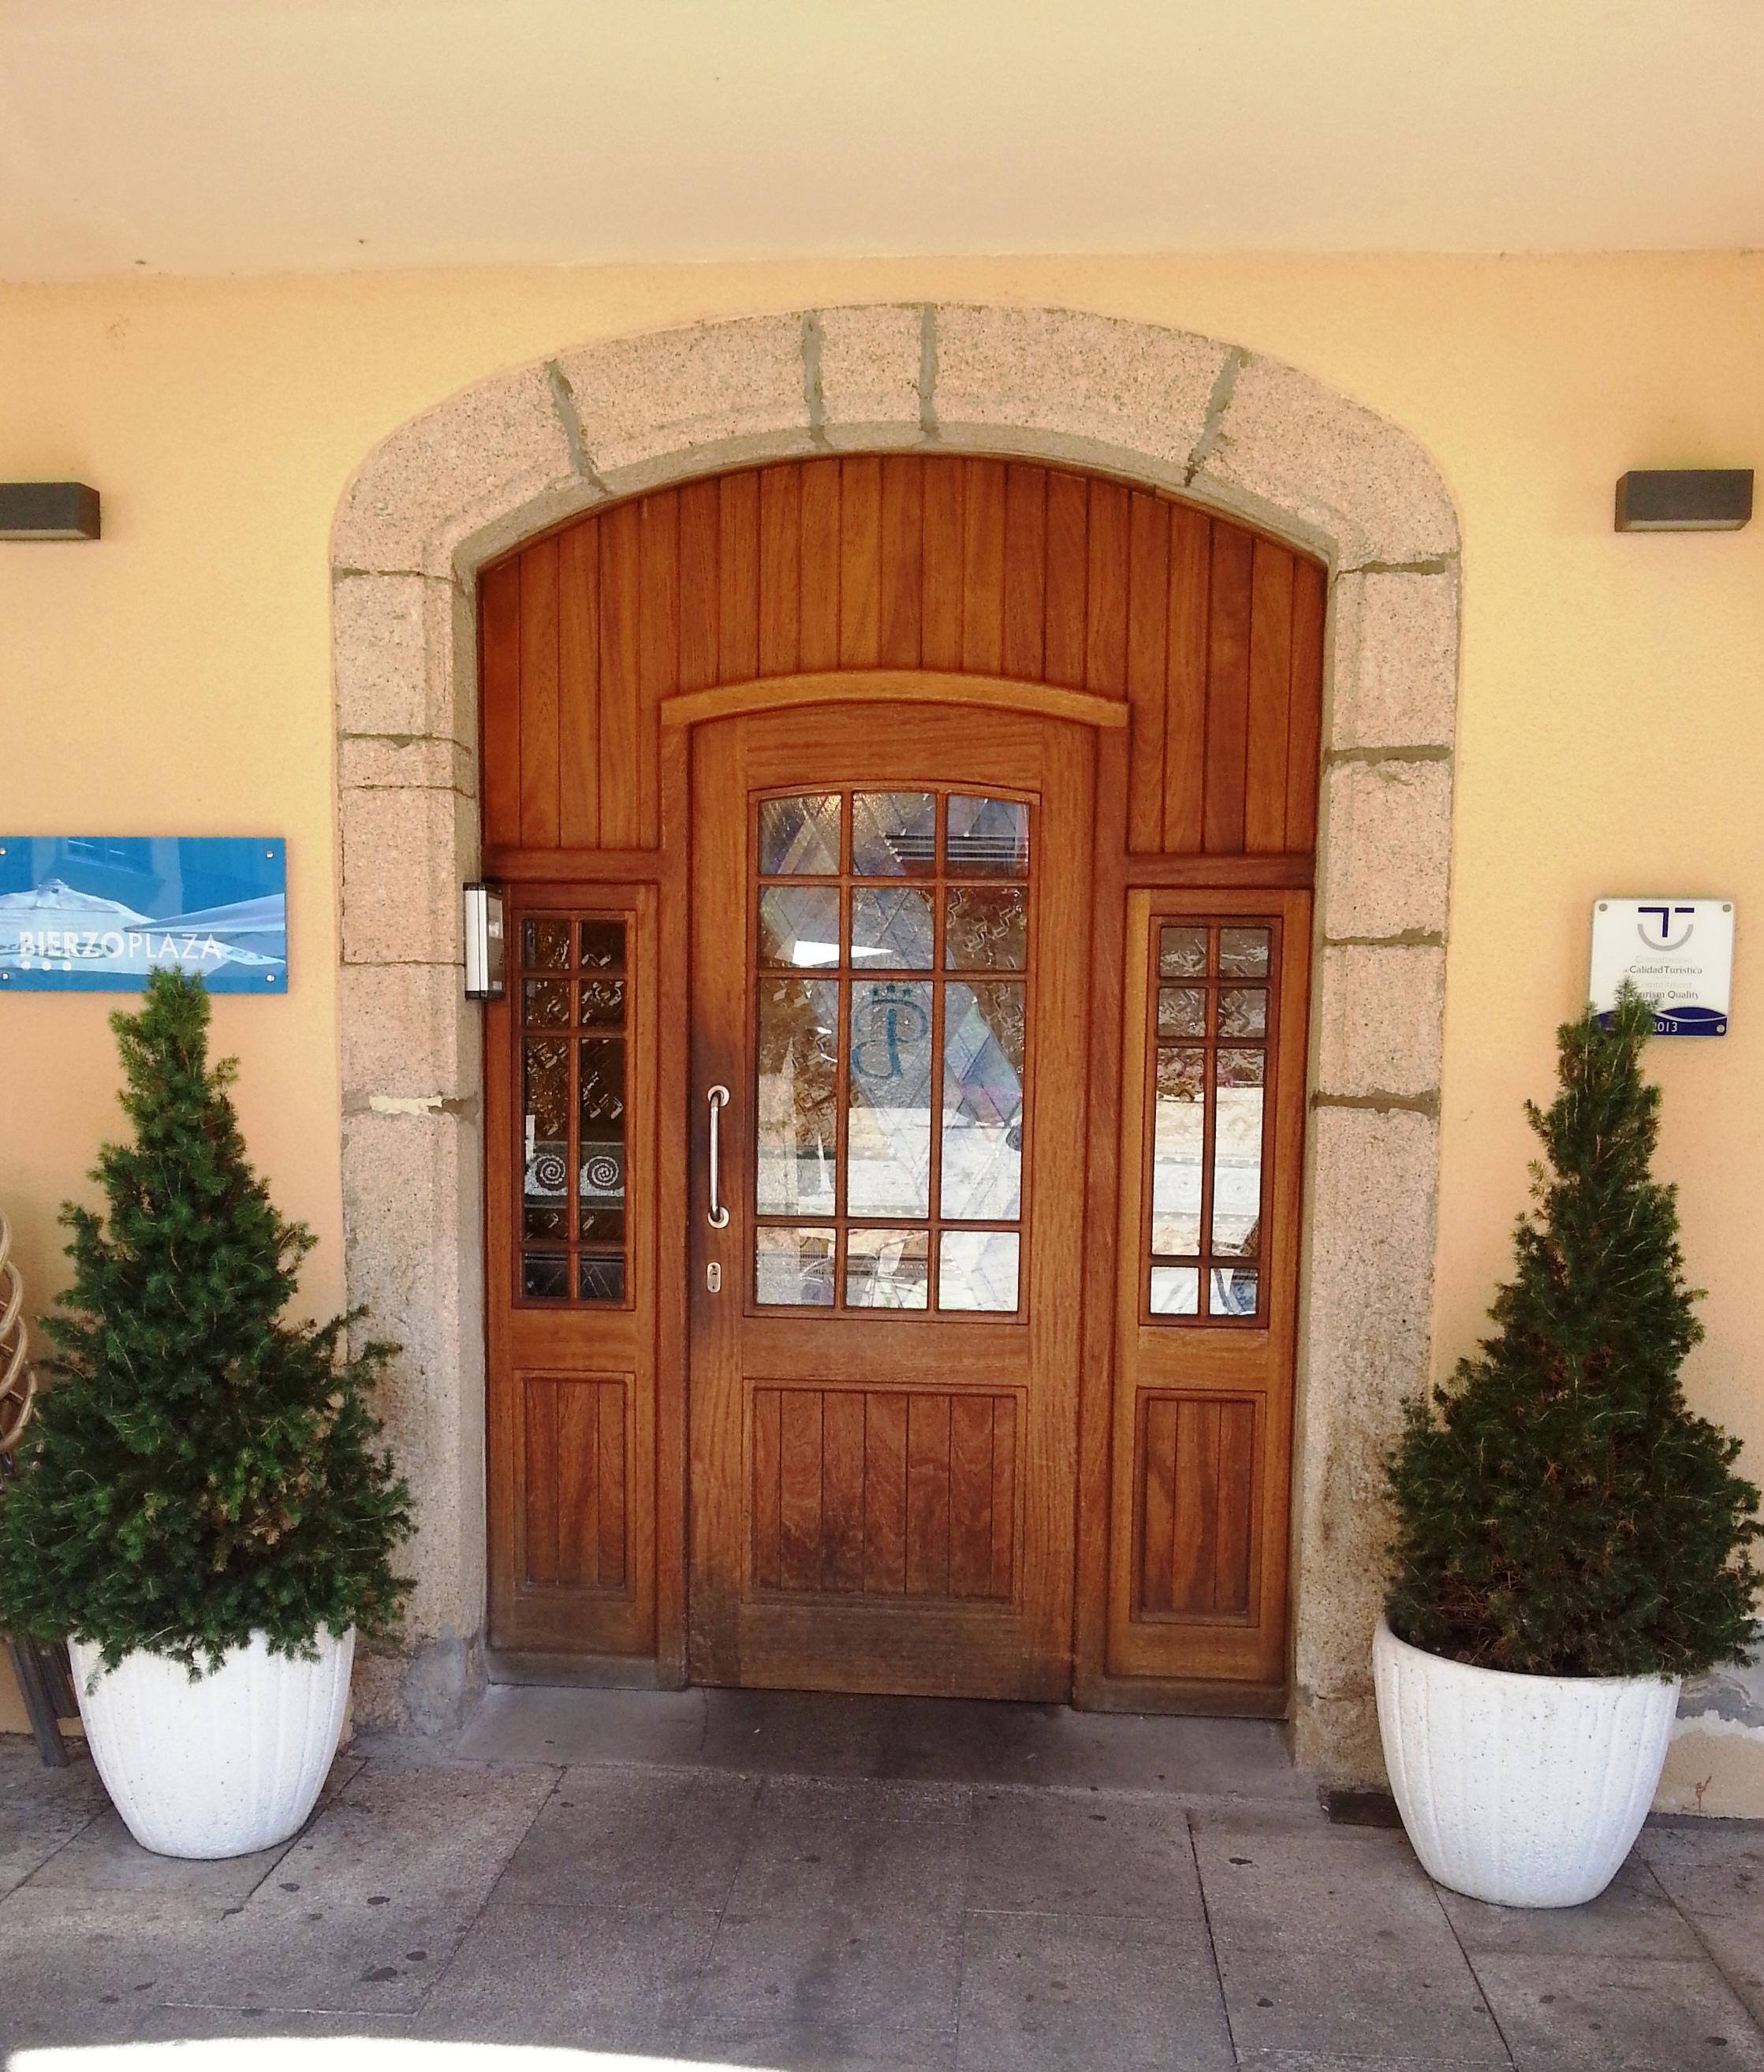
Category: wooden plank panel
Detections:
[
  {"x1": 800, "y1": 458, "x2": 841, "y2": 672},
  {"x1": 554, "y1": 1379, "x2": 599, "y2": 1588},
  {"x1": 1285, "y1": 557, "x2": 1326, "y2": 852},
  {"x1": 1170, "y1": 1399, "x2": 1222, "y2": 1615},
  {"x1": 1139, "y1": 1396, "x2": 1177, "y2": 1615},
  {"x1": 837, "y1": 456, "x2": 882, "y2": 669},
  {"x1": 821, "y1": 1389, "x2": 867, "y2": 1593},
  {"x1": 1125, "y1": 493, "x2": 1171, "y2": 854},
  {"x1": 752, "y1": 1386, "x2": 782, "y2": 1590},
  {"x1": 557, "y1": 522, "x2": 601, "y2": 848},
  {"x1": 677, "y1": 477, "x2": 722, "y2": 693},
  {"x1": 778, "y1": 1388, "x2": 823, "y2": 1592},
  {"x1": 1203, "y1": 520, "x2": 1255, "y2": 855},
  {"x1": 718, "y1": 471, "x2": 761, "y2": 684},
  {"x1": 990, "y1": 1396, "x2": 1016, "y2": 1600},
  {"x1": 637, "y1": 490, "x2": 679, "y2": 848},
  {"x1": 948, "y1": 1392, "x2": 995, "y2": 1599},
  {"x1": 1083, "y1": 480, "x2": 1129, "y2": 698},
  {"x1": 960, "y1": 458, "x2": 1006, "y2": 675},
  {"x1": 758, "y1": 464, "x2": 802, "y2": 676},
  {"x1": 1001, "y1": 464, "x2": 1047, "y2": 680},
  {"x1": 479, "y1": 557, "x2": 523, "y2": 848},
  {"x1": 599, "y1": 1381, "x2": 627, "y2": 1588},
  {"x1": 863, "y1": 1392, "x2": 908, "y2": 1594},
  {"x1": 1043, "y1": 470, "x2": 1089, "y2": 688},
  {"x1": 904, "y1": 1392, "x2": 952, "y2": 1597},
  {"x1": 596, "y1": 501, "x2": 643, "y2": 848},
  {"x1": 878, "y1": 456, "x2": 923, "y2": 667},
  {"x1": 1163, "y1": 505, "x2": 1210, "y2": 853},
  {"x1": 920, "y1": 457, "x2": 964, "y2": 669},
  {"x1": 517, "y1": 537, "x2": 560, "y2": 848},
  {"x1": 1214, "y1": 1399, "x2": 1256, "y2": 1616},
  {"x1": 1244, "y1": 540, "x2": 1296, "y2": 854},
  {"x1": 523, "y1": 1379, "x2": 559, "y2": 1586}
]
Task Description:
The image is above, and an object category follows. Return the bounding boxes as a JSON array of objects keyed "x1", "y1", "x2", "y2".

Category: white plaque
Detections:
[{"x1": 1590, "y1": 898, "x2": 1733, "y2": 1037}]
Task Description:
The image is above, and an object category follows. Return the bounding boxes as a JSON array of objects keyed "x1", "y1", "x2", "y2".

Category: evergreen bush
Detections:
[
  {"x1": 0, "y1": 970, "x2": 412, "y2": 1673},
  {"x1": 1385, "y1": 986, "x2": 1761, "y2": 1679}
]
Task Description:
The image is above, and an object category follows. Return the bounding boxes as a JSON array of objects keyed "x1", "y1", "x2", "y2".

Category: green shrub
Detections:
[
  {"x1": 1385, "y1": 986, "x2": 1760, "y2": 1679},
  {"x1": 0, "y1": 970, "x2": 412, "y2": 1672}
]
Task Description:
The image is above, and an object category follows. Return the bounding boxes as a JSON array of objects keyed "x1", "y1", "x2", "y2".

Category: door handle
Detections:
[{"x1": 706, "y1": 1084, "x2": 731, "y2": 1230}]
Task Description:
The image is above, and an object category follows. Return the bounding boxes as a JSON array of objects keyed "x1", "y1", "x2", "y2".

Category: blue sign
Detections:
[{"x1": 0, "y1": 837, "x2": 287, "y2": 993}]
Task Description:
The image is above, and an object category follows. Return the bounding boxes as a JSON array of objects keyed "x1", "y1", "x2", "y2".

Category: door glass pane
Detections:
[
  {"x1": 1158, "y1": 925, "x2": 1206, "y2": 977},
  {"x1": 1151, "y1": 1046, "x2": 1205, "y2": 1256},
  {"x1": 580, "y1": 978, "x2": 625, "y2": 1026},
  {"x1": 942, "y1": 980, "x2": 1025, "y2": 1220},
  {"x1": 523, "y1": 1252, "x2": 569, "y2": 1301},
  {"x1": 1218, "y1": 987, "x2": 1268, "y2": 1038},
  {"x1": 1157, "y1": 986, "x2": 1206, "y2": 1038},
  {"x1": 580, "y1": 919, "x2": 625, "y2": 970},
  {"x1": 848, "y1": 979, "x2": 934, "y2": 1216},
  {"x1": 851, "y1": 886, "x2": 934, "y2": 969},
  {"x1": 577, "y1": 1036, "x2": 626, "y2": 1247},
  {"x1": 759, "y1": 885, "x2": 841, "y2": 968},
  {"x1": 1220, "y1": 926, "x2": 1271, "y2": 978},
  {"x1": 579, "y1": 1254, "x2": 625, "y2": 1303},
  {"x1": 946, "y1": 796, "x2": 1028, "y2": 877},
  {"x1": 944, "y1": 885, "x2": 1027, "y2": 971},
  {"x1": 852, "y1": 792, "x2": 937, "y2": 875},
  {"x1": 524, "y1": 978, "x2": 570, "y2": 1027},
  {"x1": 755, "y1": 1226, "x2": 837, "y2": 1306},
  {"x1": 938, "y1": 1230, "x2": 1020, "y2": 1311},
  {"x1": 756, "y1": 979, "x2": 839, "y2": 1216},
  {"x1": 1150, "y1": 1265, "x2": 1200, "y2": 1315},
  {"x1": 1212, "y1": 1049, "x2": 1264, "y2": 1258},
  {"x1": 523, "y1": 1038, "x2": 569, "y2": 1244},
  {"x1": 845, "y1": 1228, "x2": 930, "y2": 1309},
  {"x1": 1210, "y1": 1264, "x2": 1259, "y2": 1317},
  {"x1": 760, "y1": 794, "x2": 841, "y2": 874},
  {"x1": 524, "y1": 918, "x2": 570, "y2": 969}
]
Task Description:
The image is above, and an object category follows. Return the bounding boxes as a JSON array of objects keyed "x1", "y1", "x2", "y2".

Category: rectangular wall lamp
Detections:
[
  {"x1": 1614, "y1": 469, "x2": 1752, "y2": 533},
  {"x1": 463, "y1": 882, "x2": 505, "y2": 1000},
  {"x1": 0, "y1": 483, "x2": 102, "y2": 541}
]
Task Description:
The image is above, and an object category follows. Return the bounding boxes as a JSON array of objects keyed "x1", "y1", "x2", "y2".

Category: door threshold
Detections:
[{"x1": 451, "y1": 1680, "x2": 1313, "y2": 1802}]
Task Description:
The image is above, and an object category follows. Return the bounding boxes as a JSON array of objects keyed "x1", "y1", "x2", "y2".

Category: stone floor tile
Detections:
[
  {"x1": 727, "y1": 1776, "x2": 969, "y2": 1921},
  {"x1": 496, "y1": 1764, "x2": 760, "y2": 1910},
  {"x1": 1217, "y1": 1943, "x2": 1509, "y2": 2062},
  {"x1": 683, "y1": 1895, "x2": 961, "y2": 2070},
  {"x1": 1692, "y1": 1914, "x2": 1764, "y2": 2028},
  {"x1": 0, "y1": 1743, "x2": 108, "y2": 1897},
  {"x1": 957, "y1": 1907, "x2": 1234, "y2": 2072},
  {"x1": 1195, "y1": 1810, "x2": 1456, "y2": 1956},
  {"x1": 1639, "y1": 1817, "x2": 1764, "y2": 1920},
  {"x1": 965, "y1": 1787, "x2": 1205, "y2": 1926},
  {"x1": 0, "y1": 1886, "x2": 232, "y2": 2045},
  {"x1": 26, "y1": 1806, "x2": 299, "y2": 1902},
  {"x1": 414, "y1": 1895, "x2": 718, "y2": 2050},
  {"x1": 1473, "y1": 1952, "x2": 1764, "y2": 2070},
  {"x1": 1438, "y1": 1855, "x2": 1702, "y2": 1958},
  {"x1": 129, "y1": 2005, "x2": 415, "y2": 2043},
  {"x1": 451, "y1": 1680, "x2": 710, "y2": 1768}
]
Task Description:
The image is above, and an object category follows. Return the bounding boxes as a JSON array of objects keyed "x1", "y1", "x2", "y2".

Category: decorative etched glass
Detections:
[
  {"x1": 942, "y1": 981, "x2": 1024, "y2": 1220},
  {"x1": 848, "y1": 979, "x2": 934, "y2": 1217},
  {"x1": 759, "y1": 794, "x2": 841, "y2": 875},
  {"x1": 938, "y1": 1230, "x2": 1020, "y2": 1311},
  {"x1": 851, "y1": 887, "x2": 934, "y2": 969},
  {"x1": 852, "y1": 792, "x2": 937, "y2": 875},
  {"x1": 759, "y1": 885, "x2": 841, "y2": 968},
  {"x1": 755, "y1": 1226, "x2": 837, "y2": 1306},
  {"x1": 755, "y1": 978, "x2": 839, "y2": 1217},
  {"x1": 845, "y1": 1228, "x2": 930, "y2": 1310},
  {"x1": 945, "y1": 885, "x2": 1027, "y2": 971},
  {"x1": 1158, "y1": 925, "x2": 1206, "y2": 977},
  {"x1": 946, "y1": 796, "x2": 1028, "y2": 877}
]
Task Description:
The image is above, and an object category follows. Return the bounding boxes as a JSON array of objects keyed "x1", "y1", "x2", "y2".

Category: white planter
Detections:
[
  {"x1": 1374, "y1": 1616, "x2": 1679, "y2": 1908},
  {"x1": 69, "y1": 1627, "x2": 353, "y2": 1860}
]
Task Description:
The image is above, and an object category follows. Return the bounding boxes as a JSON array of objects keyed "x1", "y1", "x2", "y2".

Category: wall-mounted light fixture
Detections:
[
  {"x1": 1614, "y1": 469, "x2": 1752, "y2": 533},
  {"x1": 0, "y1": 483, "x2": 101, "y2": 542},
  {"x1": 463, "y1": 882, "x2": 505, "y2": 1000}
]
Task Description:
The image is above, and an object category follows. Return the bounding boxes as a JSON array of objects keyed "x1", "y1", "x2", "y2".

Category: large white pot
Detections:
[
  {"x1": 69, "y1": 1627, "x2": 353, "y2": 1860},
  {"x1": 1373, "y1": 1616, "x2": 1679, "y2": 1908}
]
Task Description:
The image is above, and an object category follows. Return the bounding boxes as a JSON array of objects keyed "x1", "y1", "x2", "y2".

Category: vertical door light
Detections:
[{"x1": 463, "y1": 883, "x2": 505, "y2": 1000}]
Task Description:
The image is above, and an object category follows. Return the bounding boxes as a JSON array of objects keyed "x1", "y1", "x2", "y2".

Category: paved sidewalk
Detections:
[{"x1": 2, "y1": 1690, "x2": 1761, "y2": 2070}]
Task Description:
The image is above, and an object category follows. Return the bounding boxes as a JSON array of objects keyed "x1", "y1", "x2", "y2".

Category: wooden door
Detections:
[
  {"x1": 1101, "y1": 889, "x2": 1311, "y2": 1705},
  {"x1": 688, "y1": 701, "x2": 1094, "y2": 1698}
]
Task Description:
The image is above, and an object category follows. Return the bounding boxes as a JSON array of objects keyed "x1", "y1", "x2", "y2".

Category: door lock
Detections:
[{"x1": 706, "y1": 1261, "x2": 722, "y2": 1295}]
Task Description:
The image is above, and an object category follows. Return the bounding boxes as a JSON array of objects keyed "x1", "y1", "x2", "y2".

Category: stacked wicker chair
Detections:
[{"x1": 1, "y1": 1212, "x2": 76, "y2": 1763}]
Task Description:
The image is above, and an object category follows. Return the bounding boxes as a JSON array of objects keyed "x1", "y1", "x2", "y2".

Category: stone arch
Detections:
[{"x1": 331, "y1": 305, "x2": 1460, "y2": 1777}]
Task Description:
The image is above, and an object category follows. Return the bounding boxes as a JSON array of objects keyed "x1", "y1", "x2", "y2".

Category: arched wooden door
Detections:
[{"x1": 479, "y1": 455, "x2": 1322, "y2": 1715}]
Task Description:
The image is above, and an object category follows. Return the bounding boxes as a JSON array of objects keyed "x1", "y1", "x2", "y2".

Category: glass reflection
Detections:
[
  {"x1": 942, "y1": 980, "x2": 1024, "y2": 1220},
  {"x1": 1220, "y1": 926, "x2": 1271, "y2": 977},
  {"x1": 1210, "y1": 1264, "x2": 1259, "y2": 1317},
  {"x1": 1158, "y1": 925, "x2": 1206, "y2": 977},
  {"x1": 1151, "y1": 1046, "x2": 1204, "y2": 1258},
  {"x1": 524, "y1": 978, "x2": 570, "y2": 1027},
  {"x1": 755, "y1": 978, "x2": 839, "y2": 1216},
  {"x1": 755, "y1": 1226, "x2": 837, "y2": 1306},
  {"x1": 946, "y1": 796, "x2": 1028, "y2": 878},
  {"x1": 848, "y1": 979, "x2": 934, "y2": 1217},
  {"x1": 845, "y1": 1228, "x2": 930, "y2": 1310},
  {"x1": 523, "y1": 1252, "x2": 569, "y2": 1301},
  {"x1": 852, "y1": 792, "x2": 937, "y2": 875},
  {"x1": 851, "y1": 887, "x2": 934, "y2": 969},
  {"x1": 759, "y1": 885, "x2": 841, "y2": 968},
  {"x1": 760, "y1": 794, "x2": 841, "y2": 875},
  {"x1": 938, "y1": 1230, "x2": 1020, "y2": 1311},
  {"x1": 1212, "y1": 1048, "x2": 1264, "y2": 1260},
  {"x1": 1218, "y1": 987, "x2": 1268, "y2": 1038},
  {"x1": 524, "y1": 919, "x2": 570, "y2": 969},
  {"x1": 580, "y1": 978, "x2": 625, "y2": 1027},
  {"x1": 1149, "y1": 1265, "x2": 1200, "y2": 1315},
  {"x1": 580, "y1": 919, "x2": 625, "y2": 970},
  {"x1": 945, "y1": 885, "x2": 1027, "y2": 971},
  {"x1": 1157, "y1": 986, "x2": 1206, "y2": 1038}
]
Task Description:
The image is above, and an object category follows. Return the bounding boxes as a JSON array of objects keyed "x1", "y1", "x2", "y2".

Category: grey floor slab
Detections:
[
  {"x1": 957, "y1": 1907, "x2": 1235, "y2": 2072},
  {"x1": 1216, "y1": 1943, "x2": 1511, "y2": 2063},
  {"x1": 415, "y1": 1894, "x2": 718, "y2": 2051},
  {"x1": 0, "y1": 1741, "x2": 108, "y2": 1898},
  {"x1": 450, "y1": 1680, "x2": 710, "y2": 1768},
  {"x1": 729, "y1": 1776, "x2": 970, "y2": 1921},
  {"x1": 129, "y1": 2006, "x2": 416, "y2": 2044},
  {"x1": 495, "y1": 1764, "x2": 760, "y2": 1909},
  {"x1": 966, "y1": 1785, "x2": 1206, "y2": 1925},
  {"x1": 1438, "y1": 1854, "x2": 1703, "y2": 1959},
  {"x1": 1474, "y1": 1952, "x2": 1764, "y2": 2070},
  {"x1": 1194, "y1": 1809, "x2": 1458, "y2": 1958},
  {"x1": 0, "y1": 1886, "x2": 239, "y2": 2045}
]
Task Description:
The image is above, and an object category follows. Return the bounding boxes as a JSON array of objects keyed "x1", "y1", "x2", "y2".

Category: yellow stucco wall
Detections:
[{"x1": 2, "y1": 255, "x2": 1761, "y2": 1787}]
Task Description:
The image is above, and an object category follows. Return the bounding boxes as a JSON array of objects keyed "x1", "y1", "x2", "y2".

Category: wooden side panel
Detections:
[
  {"x1": 878, "y1": 457, "x2": 923, "y2": 668},
  {"x1": 1136, "y1": 1395, "x2": 1257, "y2": 1620},
  {"x1": 520, "y1": 1377, "x2": 629, "y2": 1593},
  {"x1": 1244, "y1": 538, "x2": 1296, "y2": 854},
  {"x1": 1125, "y1": 493, "x2": 1171, "y2": 855},
  {"x1": 960, "y1": 459, "x2": 1006, "y2": 675},
  {"x1": 838, "y1": 456, "x2": 882, "y2": 669},
  {"x1": 1202, "y1": 521, "x2": 1254, "y2": 854},
  {"x1": 518, "y1": 538, "x2": 561, "y2": 848},
  {"x1": 480, "y1": 557, "x2": 523, "y2": 848},
  {"x1": 921, "y1": 457, "x2": 965, "y2": 669},
  {"x1": 800, "y1": 460, "x2": 842, "y2": 672},
  {"x1": 718, "y1": 471, "x2": 761, "y2": 684},
  {"x1": 637, "y1": 490, "x2": 679, "y2": 848},
  {"x1": 558, "y1": 523, "x2": 601, "y2": 848},
  {"x1": 598, "y1": 504, "x2": 643, "y2": 848},
  {"x1": 1163, "y1": 505, "x2": 1210, "y2": 854},
  {"x1": 1285, "y1": 557, "x2": 1326, "y2": 853},
  {"x1": 759, "y1": 463, "x2": 803, "y2": 676},
  {"x1": 677, "y1": 477, "x2": 721, "y2": 695},
  {"x1": 1083, "y1": 480, "x2": 1129, "y2": 699}
]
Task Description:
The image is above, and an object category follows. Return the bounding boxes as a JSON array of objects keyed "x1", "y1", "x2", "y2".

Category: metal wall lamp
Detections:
[
  {"x1": 1614, "y1": 469, "x2": 1752, "y2": 533},
  {"x1": 0, "y1": 483, "x2": 102, "y2": 541}
]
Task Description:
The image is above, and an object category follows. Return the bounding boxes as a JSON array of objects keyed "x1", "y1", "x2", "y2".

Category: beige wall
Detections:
[{"x1": 2, "y1": 255, "x2": 1760, "y2": 1793}]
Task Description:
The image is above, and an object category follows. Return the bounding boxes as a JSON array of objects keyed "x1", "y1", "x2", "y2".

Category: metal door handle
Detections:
[{"x1": 706, "y1": 1085, "x2": 731, "y2": 1229}]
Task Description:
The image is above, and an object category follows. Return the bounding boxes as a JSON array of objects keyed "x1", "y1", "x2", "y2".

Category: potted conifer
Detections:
[
  {"x1": 1375, "y1": 987, "x2": 1761, "y2": 1907},
  {"x1": 0, "y1": 971, "x2": 412, "y2": 1859}
]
